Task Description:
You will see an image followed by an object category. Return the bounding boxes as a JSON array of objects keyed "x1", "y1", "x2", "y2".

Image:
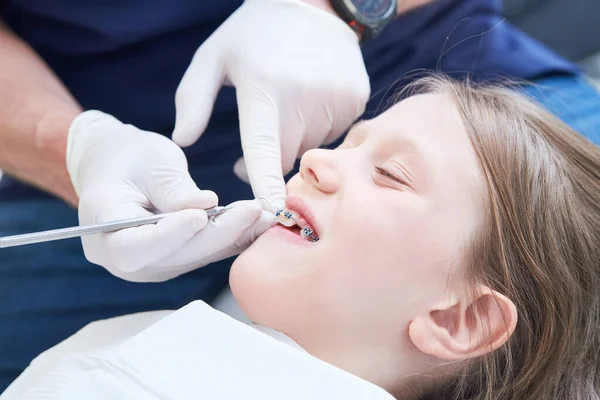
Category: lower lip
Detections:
[{"x1": 266, "y1": 225, "x2": 312, "y2": 246}]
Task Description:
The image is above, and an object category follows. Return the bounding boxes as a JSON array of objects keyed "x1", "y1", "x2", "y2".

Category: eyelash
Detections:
[
  {"x1": 336, "y1": 141, "x2": 407, "y2": 186},
  {"x1": 375, "y1": 166, "x2": 405, "y2": 185}
]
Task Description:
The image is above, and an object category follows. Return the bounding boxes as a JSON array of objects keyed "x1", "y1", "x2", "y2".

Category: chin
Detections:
[
  {"x1": 230, "y1": 240, "x2": 260, "y2": 295},
  {"x1": 231, "y1": 232, "x2": 273, "y2": 281},
  {"x1": 229, "y1": 237, "x2": 277, "y2": 324},
  {"x1": 230, "y1": 234, "x2": 312, "y2": 330}
]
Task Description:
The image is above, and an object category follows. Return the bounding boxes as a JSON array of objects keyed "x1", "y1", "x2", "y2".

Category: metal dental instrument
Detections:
[
  {"x1": 0, "y1": 206, "x2": 227, "y2": 249},
  {"x1": 255, "y1": 196, "x2": 277, "y2": 214}
]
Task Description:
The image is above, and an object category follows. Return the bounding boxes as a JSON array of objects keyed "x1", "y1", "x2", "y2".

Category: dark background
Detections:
[{"x1": 505, "y1": 0, "x2": 600, "y2": 78}]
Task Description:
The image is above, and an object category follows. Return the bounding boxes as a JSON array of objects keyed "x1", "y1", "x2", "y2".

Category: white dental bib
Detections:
[{"x1": 9, "y1": 301, "x2": 393, "y2": 400}]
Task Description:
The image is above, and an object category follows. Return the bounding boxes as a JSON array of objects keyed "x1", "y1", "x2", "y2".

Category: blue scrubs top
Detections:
[{"x1": 0, "y1": 0, "x2": 577, "y2": 203}]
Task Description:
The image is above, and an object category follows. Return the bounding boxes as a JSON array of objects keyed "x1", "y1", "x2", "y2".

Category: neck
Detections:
[
  {"x1": 251, "y1": 323, "x2": 307, "y2": 352},
  {"x1": 287, "y1": 328, "x2": 423, "y2": 394}
]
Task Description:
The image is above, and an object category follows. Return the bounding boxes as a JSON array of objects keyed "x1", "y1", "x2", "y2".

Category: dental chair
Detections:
[{"x1": 505, "y1": 0, "x2": 600, "y2": 66}]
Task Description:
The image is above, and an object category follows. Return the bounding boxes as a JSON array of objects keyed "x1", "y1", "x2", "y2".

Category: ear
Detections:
[{"x1": 408, "y1": 285, "x2": 518, "y2": 361}]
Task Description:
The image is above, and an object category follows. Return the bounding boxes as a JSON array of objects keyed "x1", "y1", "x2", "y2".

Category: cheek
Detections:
[{"x1": 322, "y1": 197, "x2": 445, "y2": 305}]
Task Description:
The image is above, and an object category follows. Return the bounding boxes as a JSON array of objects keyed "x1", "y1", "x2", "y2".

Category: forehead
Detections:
[
  {"x1": 369, "y1": 93, "x2": 469, "y2": 153},
  {"x1": 364, "y1": 93, "x2": 482, "y2": 181}
]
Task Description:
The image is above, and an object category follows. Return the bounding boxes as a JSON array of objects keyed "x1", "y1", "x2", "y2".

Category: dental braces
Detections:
[{"x1": 275, "y1": 209, "x2": 320, "y2": 242}]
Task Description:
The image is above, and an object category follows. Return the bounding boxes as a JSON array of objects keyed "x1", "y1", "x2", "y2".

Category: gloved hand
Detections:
[
  {"x1": 67, "y1": 111, "x2": 274, "y2": 282},
  {"x1": 172, "y1": 0, "x2": 370, "y2": 209}
]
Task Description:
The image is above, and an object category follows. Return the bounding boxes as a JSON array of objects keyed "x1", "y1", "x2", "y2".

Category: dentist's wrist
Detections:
[
  {"x1": 300, "y1": 0, "x2": 337, "y2": 15},
  {"x1": 299, "y1": 0, "x2": 362, "y2": 39},
  {"x1": 32, "y1": 110, "x2": 79, "y2": 206}
]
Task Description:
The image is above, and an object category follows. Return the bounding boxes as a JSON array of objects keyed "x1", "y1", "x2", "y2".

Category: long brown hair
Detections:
[{"x1": 402, "y1": 76, "x2": 600, "y2": 399}]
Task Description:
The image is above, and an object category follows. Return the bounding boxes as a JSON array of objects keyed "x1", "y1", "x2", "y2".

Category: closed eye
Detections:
[{"x1": 375, "y1": 166, "x2": 406, "y2": 185}]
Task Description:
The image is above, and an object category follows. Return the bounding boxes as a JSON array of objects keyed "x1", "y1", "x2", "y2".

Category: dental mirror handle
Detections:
[{"x1": 0, "y1": 206, "x2": 227, "y2": 249}]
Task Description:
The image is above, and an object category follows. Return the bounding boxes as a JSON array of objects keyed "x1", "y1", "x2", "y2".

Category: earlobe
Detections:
[{"x1": 408, "y1": 286, "x2": 518, "y2": 362}]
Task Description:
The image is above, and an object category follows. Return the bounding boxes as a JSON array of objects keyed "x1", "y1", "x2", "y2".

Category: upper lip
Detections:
[{"x1": 284, "y1": 195, "x2": 321, "y2": 238}]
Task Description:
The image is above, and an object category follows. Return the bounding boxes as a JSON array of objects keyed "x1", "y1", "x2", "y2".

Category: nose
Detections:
[{"x1": 299, "y1": 148, "x2": 340, "y2": 193}]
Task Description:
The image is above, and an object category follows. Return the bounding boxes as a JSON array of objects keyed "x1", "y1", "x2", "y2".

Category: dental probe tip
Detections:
[{"x1": 255, "y1": 197, "x2": 277, "y2": 214}]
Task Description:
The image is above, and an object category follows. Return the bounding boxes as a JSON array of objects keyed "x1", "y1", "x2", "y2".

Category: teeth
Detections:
[
  {"x1": 275, "y1": 209, "x2": 297, "y2": 227},
  {"x1": 300, "y1": 227, "x2": 318, "y2": 242},
  {"x1": 276, "y1": 209, "x2": 320, "y2": 242},
  {"x1": 300, "y1": 228, "x2": 313, "y2": 241}
]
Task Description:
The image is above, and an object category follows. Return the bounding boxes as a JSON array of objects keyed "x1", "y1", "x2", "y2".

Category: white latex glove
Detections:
[
  {"x1": 67, "y1": 111, "x2": 274, "y2": 282},
  {"x1": 172, "y1": 0, "x2": 370, "y2": 209}
]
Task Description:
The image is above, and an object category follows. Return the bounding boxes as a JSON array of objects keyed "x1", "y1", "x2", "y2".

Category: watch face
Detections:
[{"x1": 349, "y1": 0, "x2": 394, "y2": 22}]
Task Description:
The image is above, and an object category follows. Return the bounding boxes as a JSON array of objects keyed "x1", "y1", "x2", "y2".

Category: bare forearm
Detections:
[{"x1": 0, "y1": 22, "x2": 81, "y2": 205}]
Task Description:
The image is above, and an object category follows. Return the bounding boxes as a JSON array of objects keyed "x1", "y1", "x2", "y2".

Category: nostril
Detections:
[{"x1": 307, "y1": 168, "x2": 319, "y2": 184}]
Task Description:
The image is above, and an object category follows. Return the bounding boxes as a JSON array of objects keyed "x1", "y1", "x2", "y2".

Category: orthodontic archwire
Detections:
[
  {"x1": 274, "y1": 209, "x2": 319, "y2": 242},
  {"x1": 255, "y1": 196, "x2": 319, "y2": 241}
]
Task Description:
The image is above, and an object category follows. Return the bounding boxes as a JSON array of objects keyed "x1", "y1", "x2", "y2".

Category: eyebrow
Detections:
[
  {"x1": 395, "y1": 137, "x2": 422, "y2": 159},
  {"x1": 346, "y1": 122, "x2": 427, "y2": 181},
  {"x1": 391, "y1": 137, "x2": 425, "y2": 183}
]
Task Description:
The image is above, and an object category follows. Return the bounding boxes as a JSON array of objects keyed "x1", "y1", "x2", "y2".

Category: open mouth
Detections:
[{"x1": 275, "y1": 208, "x2": 319, "y2": 243}]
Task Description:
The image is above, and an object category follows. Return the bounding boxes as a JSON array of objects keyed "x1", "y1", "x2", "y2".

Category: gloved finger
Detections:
[
  {"x1": 172, "y1": 41, "x2": 224, "y2": 147},
  {"x1": 234, "y1": 154, "x2": 300, "y2": 189},
  {"x1": 235, "y1": 141, "x2": 301, "y2": 185},
  {"x1": 279, "y1": 114, "x2": 304, "y2": 176},
  {"x1": 200, "y1": 206, "x2": 275, "y2": 263},
  {"x1": 233, "y1": 156, "x2": 250, "y2": 184},
  {"x1": 79, "y1": 192, "x2": 210, "y2": 274},
  {"x1": 237, "y1": 88, "x2": 287, "y2": 209},
  {"x1": 232, "y1": 209, "x2": 276, "y2": 250},
  {"x1": 322, "y1": 107, "x2": 359, "y2": 146},
  {"x1": 297, "y1": 124, "x2": 333, "y2": 159},
  {"x1": 104, "y1": 208, "x2": 209, "y2": 273},
  {"x1": 144, "y1": 169, "x2": 218, "y2": 213},
  {"x1": 323, "y1": 82, "x2": 370, "y2": 145},
  {"x1": 160, "y1": 199, "x2": 265, "y2": 267}
]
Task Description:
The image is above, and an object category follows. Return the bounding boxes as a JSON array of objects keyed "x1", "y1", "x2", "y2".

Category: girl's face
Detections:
[{"x1": 231, "y1": 93, "x2": 485, "y2": 382}]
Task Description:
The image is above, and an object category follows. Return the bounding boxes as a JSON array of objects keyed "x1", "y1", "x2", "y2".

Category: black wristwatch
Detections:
[{"x1": 330, "y1": 0, "x2": 397, "y2": 41}]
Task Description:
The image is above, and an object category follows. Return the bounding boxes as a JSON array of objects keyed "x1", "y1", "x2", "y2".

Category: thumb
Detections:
[
  {"x1": 201, "y1": 208, "x2": 275, "y2": 265},
  {"x1": 234, "y1": 209, "x2": 276, "y2": 249},
  {"x1": 145, "y1": 170, "x2": 218, "y2": 213},
  {"x1": 179, "y1": 199, "x2": 271, "y2": 266},
  {"x1": 104, "y1": 209, "x2": 210, "y2": 274},
  {"x1": 237, "y1": 88, "x2": 287, "y2": 209},
  {"x1": 173, "y1": 42, "x2": 224, "y2": 147}
]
